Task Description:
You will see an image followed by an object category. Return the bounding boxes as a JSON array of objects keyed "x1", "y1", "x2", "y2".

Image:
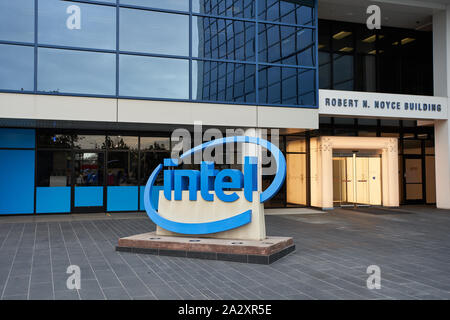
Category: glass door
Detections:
[
  {"x1": 72, "y1": 151, "x2": 106, "y2": 213},
  {"x1": 333, "y1": 152, "x2": 382, "y2": 208},
  {"x1": 403, "y1": 156, "x2": 424, "y2": 203}
]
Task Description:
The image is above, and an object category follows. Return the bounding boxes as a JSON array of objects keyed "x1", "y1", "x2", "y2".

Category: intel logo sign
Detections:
[{"x1": 143, "y1": 136, "x2": 286, "y2": 235}]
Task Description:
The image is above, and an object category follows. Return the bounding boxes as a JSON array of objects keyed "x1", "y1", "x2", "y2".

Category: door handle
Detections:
[{"x1": 358, "y1": 180, "x2": 367, "y2": 182}]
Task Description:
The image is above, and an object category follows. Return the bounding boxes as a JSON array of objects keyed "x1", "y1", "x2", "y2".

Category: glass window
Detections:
[
  {"x1": 258, "y1": 0, "x2": 314, "y2": 25},
  {"x1": 38, "y1": 0, "x2": 116, "y2": 50},
  {"x1": 319, "y1": 51, "x2": 331, "y2": 89},
  {"x1": 258, "y1": 24, "x2": 315, "y2": 66},
  {"x1": 107, "y1": 151, "x2": 138, "y2": 186},
  {"x1": 403, "y1": 140, "x2": 422, "y2": 155},
  {"x1": 120, "y1": 55, "x2": 189, "y2": 99},
  {"x1": 140, "y1": 137, "x2": 170, "y2": 151},
  {"x1": 193, "y1": 0, "x2": 255, "y2": 19},
  {"x1": 0, "y1": 44, "x2": 34, "y2": 91},
  {"x1": 38, "y1": 133, "x2": 73, "y2": 149},
  {"x1": 73, "y1": 135, "x2": 106, "y2": 149},
  {"x1": 106, "y1": 136, "x2": 138, "y2": 150},
  {"x1": 333, "y1": 53, "x2": 354, "y2": 90},
  {"x1": 120, "y1": 8, "x2": 189, "y2": 56},
  {"x1": 358, "y1": 119, "x2": 377, "y2": 126},
  {"x1": 121, "y1": 0, "x2": 189, "y2": 11},
  {"x1": 38, "y1": 48, "x2": 116, "y2": 95},
  {"x1": 0, "y1": 0, "x2": 34, "y2": 42},
  {"x1": 74, "y1": 152, "x2": 105, "y2": 186},
  {"x1": 258, "y1": 65, "x2": 314, "y2": 106},
  {"x1": 192, "y1": 17, "x2": 256, "y2": 61},
  {"x1": 334, "y1": 118, "x2": 355, "y2": 125},
  {"x1": 193, "y1": 60, "x2": 256, "y2": 103},
  {"x1": 140, "y1": 151, "x2": 170, "y2": 185},
  {"x1": 37, "y1": 151, "x2": 72, "y2": 187}
]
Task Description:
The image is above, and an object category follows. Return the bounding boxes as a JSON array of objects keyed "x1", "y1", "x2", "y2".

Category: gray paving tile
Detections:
[
  {"x1": 3, "y1": 275, "x2": 30, "y2": 297},
  {"x1": 103, "y1": 287, "x2": 132, "y2": 300},
  {"x1": 29, "y1": 282, "x2": 53, "y2": 300},
  {"x1": 54, "y1": 289, "x2": 80, "y2": 300}
]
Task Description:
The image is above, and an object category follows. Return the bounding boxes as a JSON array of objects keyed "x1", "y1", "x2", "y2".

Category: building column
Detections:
[{"x1": 433, "y1": 8, "x2": 450, "y2": 209}]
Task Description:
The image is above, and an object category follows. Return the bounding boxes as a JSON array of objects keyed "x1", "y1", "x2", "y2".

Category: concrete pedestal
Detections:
[{"x1": 116, "y1": 232, "x2": 295, "y2": 264}]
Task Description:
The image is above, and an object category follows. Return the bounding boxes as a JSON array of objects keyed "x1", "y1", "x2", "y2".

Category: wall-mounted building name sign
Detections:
[{"x1": 319, "y1": 89, "x2": 448, "y2": 120}]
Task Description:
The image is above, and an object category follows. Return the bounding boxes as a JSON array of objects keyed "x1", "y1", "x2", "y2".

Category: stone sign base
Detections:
[{"x1": 116, "y1": 232, "x2": 295, "y2": 265}]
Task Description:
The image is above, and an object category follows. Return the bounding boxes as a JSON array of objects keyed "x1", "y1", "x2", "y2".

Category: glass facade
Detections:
[
  {"x1": 36, "y1": 130, "x2": 171, "y2": 212},
  {"x1": 0, "y1": 0, "x2": 318, "y2": 108},
  {"x1": 318, "y1": 20, "x2": 433, "y2": 95}
]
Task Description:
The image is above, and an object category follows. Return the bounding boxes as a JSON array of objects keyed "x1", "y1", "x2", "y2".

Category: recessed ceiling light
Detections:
[
  {"x1": 333, "y1": 31, "x2": 352, "y2": 40},
  {"x1": 339, "y1": 47, "x2": 354, "y2": 53},
  {"x1": 401, "y1": 37, "x2": 416, "y2": 45},
  {"x1": 362, "y1": 35, "x2": 385, "y2": 43}
]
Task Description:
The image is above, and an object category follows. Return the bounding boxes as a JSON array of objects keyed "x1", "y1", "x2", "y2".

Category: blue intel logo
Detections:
[{"x1": 143, "y1": 136, "x2": 286, "y2": 235}]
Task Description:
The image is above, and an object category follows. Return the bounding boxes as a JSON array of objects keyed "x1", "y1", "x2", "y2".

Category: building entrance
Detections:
[{"x1": 332, "y1": 151, "x2": 382, "y2": 207}]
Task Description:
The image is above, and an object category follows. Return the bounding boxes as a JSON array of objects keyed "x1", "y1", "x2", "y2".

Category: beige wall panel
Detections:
[
  {"x1": 0, "y1": 93, "x2": 117, "y2": 122},
  {"x1": 117, "y1": 99, "x2": 258, "y2": 127},
  {"x1": 257, "y1": 106, "x2": 318, "y2": 129}
]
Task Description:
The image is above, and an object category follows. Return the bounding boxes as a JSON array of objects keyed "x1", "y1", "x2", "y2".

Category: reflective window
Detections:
[
  {"x1": 259, "y1": 24, "x2": 314, "y2": 66},
  {"x1": 0, "y1": 44, "x2": 34, "y2": 91},
  {"x1": 193, "y1": 17, "x2": 255, "y2": 61},
  {"x1": 120, "y1": 8, "x2": 189, "y2": 56},
  {"x1": 121, "y1": 0, "x2": 189, "y2": 11},
  {"x1": 74, "y1": 152, "x2": 105, "y2": 186},
  {"x1": 193, "y1": 0, "x2": 255, "y2": 19},
  {"x1": 38, "y1": 0, "x2": 116, "y2": 50},
  {"x1": 0, "y1": 0, "x2": 34, "y2": 42},
  {"x1": 140, "y1": 137, "x2": 170, "y2": 151},
  {"x1": 73, "y1": 135, "x2": 106, "y2": 149},
  {"x1": 106, "y1": 136, "x2": 138, "y2": 150},
  {"x1": 120, "y1": 55, "x2": 189, "y2": 99},
  {"x1": 107, "y1": 151, "x2": 139, "y2": 186},
  {"x1": 38, "y1": 133, "x2": 73, "y2": 149},
  {"x1": 258, "y1": 65, "x2": 315, "y2": 105},
  {"x1": 38, "y1": 48, "x2": 116, "y2": 95},
  {"x1": 333, "y1": 53, "x2": 353, "y2": 90},
  {"x1": 37, "y1": 151, "x2": 72, "y2": 187},
  {"x1": 140, "y1": 151, "x2": 170, "y2": 185},
  {"x1": 193, "y1": 60, "x2": 256, "y2": 103},
  {"x1": 258, "y1": 0, "x2": 314, "y2": 25}
]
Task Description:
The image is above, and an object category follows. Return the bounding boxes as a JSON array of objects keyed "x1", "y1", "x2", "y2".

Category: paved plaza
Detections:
[{"x1": 0, "y1": 206, "x2": 449, "y2": 300}]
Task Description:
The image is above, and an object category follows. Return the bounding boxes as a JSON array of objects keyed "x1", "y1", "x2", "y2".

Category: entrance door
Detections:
[
  {"x1": 403, "y1": 156, "x2": 424, "y2": 203},
  {"x1": 72, "y1": 151, "x2": 105, "y2": 213},
  {"x1": 333, "y1": 152, "x2": 382, "y2": 207}
]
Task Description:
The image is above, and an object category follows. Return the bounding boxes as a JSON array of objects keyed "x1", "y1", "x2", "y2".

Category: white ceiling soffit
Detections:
[{"x1": 318, "y1": 0, "x2": 450, "y2": 29}]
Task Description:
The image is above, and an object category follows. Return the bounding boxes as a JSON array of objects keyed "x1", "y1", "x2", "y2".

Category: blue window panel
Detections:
[
  {"x1": 0, "y1": 150, "x2": 35, "y2": 214},
  {"x1": 121, "y1": 0, "x2": 189, "y2": 11},
  {"x1": 38, "y1": 48, "x2": 116, "y2": 95},
  {"x1": 107, "y1": 186, "x2": 138, "y2": 212},
  {"x1": 36, "y1": 187, "x2": 71, "y2": 213},
  {"x1": 74, "y1": 186, "x2": 103, "y2": 207},
  {"x1": 0, "y1": 128, "x2": 35, "y2": 149},
  {"x1": 193, "y1": 0, "x2": 255, "y2": 19},
  {"x1": 120, "y1": 8, "x2": 189, "y2": 56},
  {"x1": 0, "y1": 44, "x2": 34, "y2": 92},
  {"x1": 139, "y1": 186, "x2": 163, "y2": 211},
  {"x1": 119, "y1": 55, "x2": 189, "y2": 99},
  {"x1": 192, "y1": 17, "x2": 256, "y2": 61},
  {"x1": 38, "y1": 0, "x2": 116, "y2": 50},
  {"x1": 258, "y1": 0, "x2": 315, "y2": 25},
  {"x1": 0, "y1": 0, "x2": 34, "y2": 43}
]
